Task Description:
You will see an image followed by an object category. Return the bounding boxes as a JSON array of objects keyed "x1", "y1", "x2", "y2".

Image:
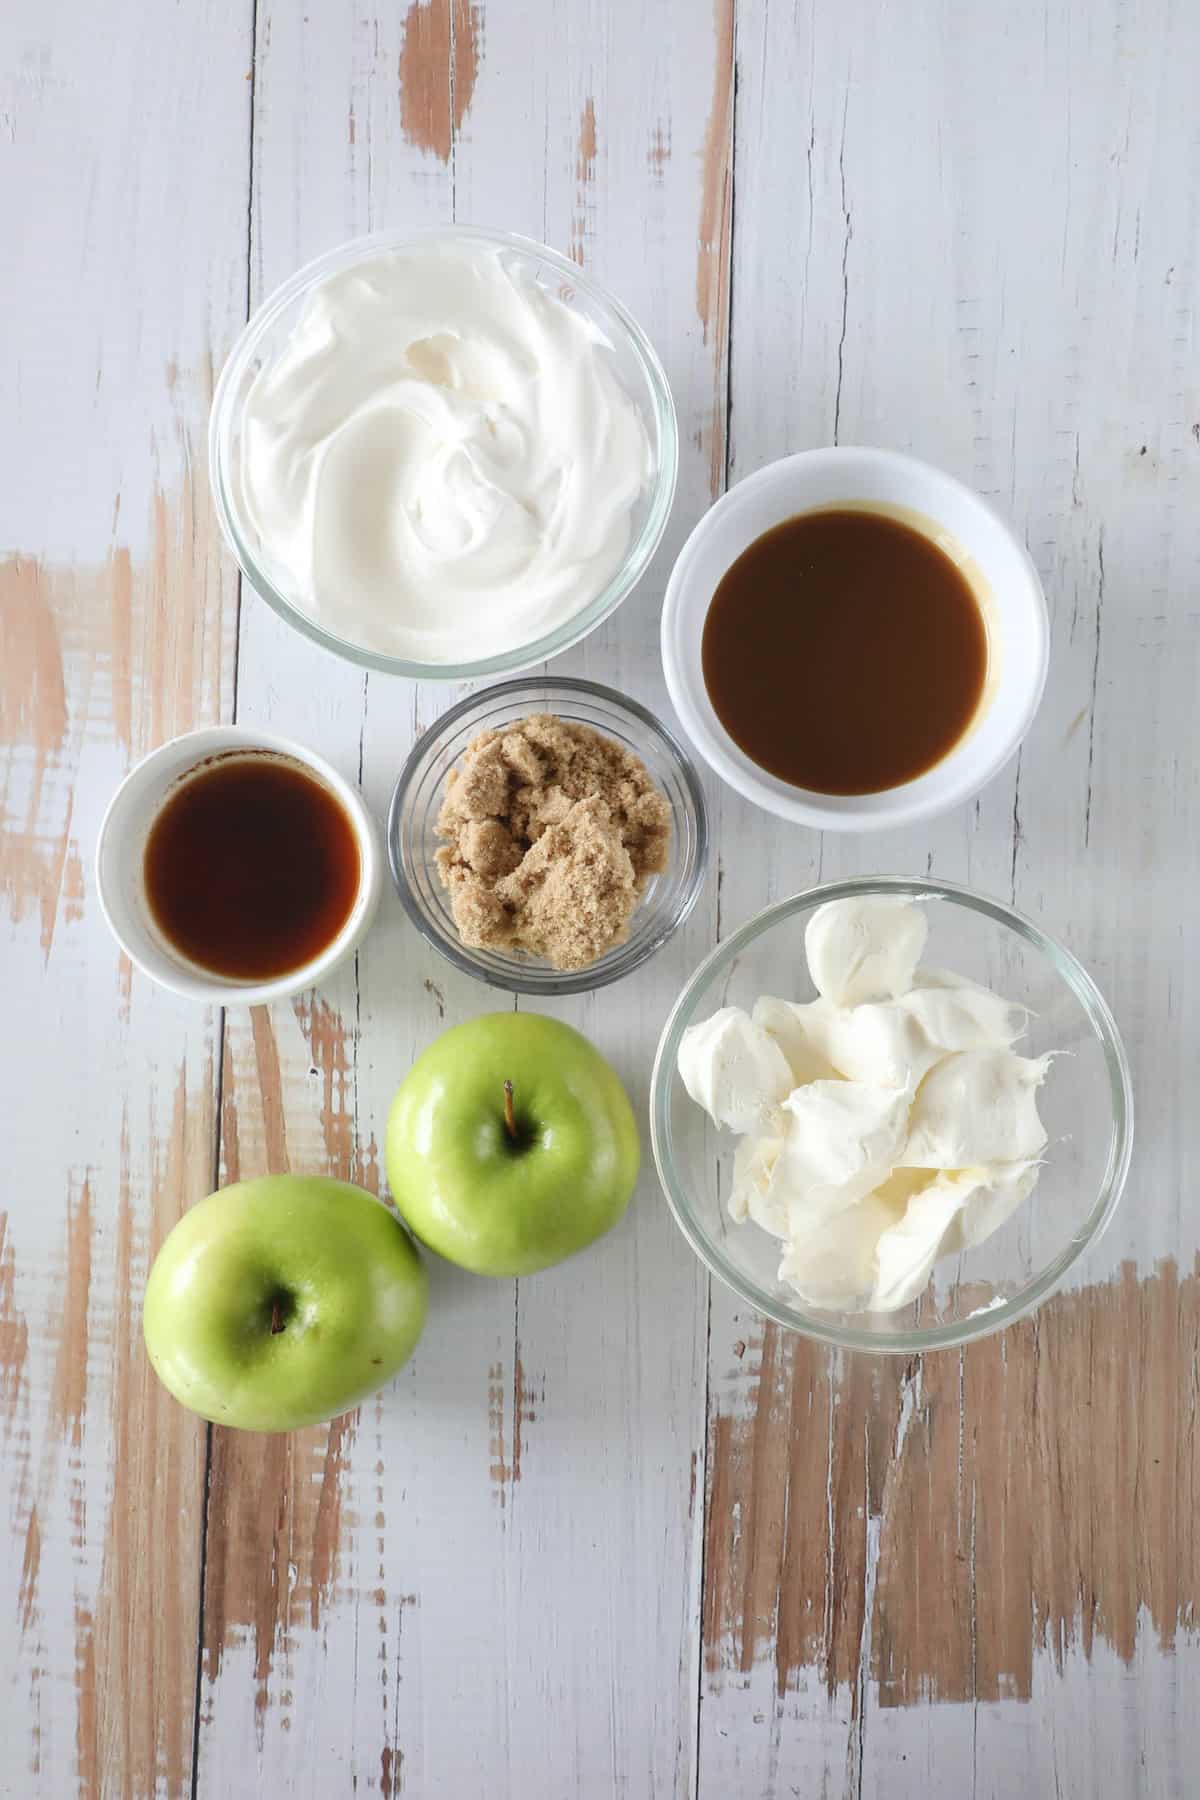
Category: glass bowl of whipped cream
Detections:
[
  {"x1": 650, "y1": 878, "x2": 1133, "y2": 1352},
  {"x1": 209, "y1": 227, "x2": 678, "y2": 678}
]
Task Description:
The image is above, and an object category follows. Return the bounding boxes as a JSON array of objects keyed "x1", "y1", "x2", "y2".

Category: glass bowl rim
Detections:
[
  {"x1": 386, "y1": 674, "x2": 711, "y2": 996},
  {"x1": 208, "y1": 223, "x2": 680, "y2": 681},
  {"x1": 650, "y1": 873, "x2": 1135, "y2": 1354}
]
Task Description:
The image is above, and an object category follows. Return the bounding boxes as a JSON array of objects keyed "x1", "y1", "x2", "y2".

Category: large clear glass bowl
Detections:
[
  {"x1": 387, "y1": 677, "x2": 709, "y2": 997},
  {"x1": 208, "y1": 226, "x2": 678, "y2": 679},
  {"x1": 650, "y1": 877, "x2": 1133, "y2": 1353}
]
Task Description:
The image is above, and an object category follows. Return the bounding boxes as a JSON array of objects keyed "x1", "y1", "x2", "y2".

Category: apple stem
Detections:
[
  {"x1": 503, "y1": 1080, "x2": 517, "y2": 1141},
  {"x1": 270, "y1": 1298, "x2": 285, "y2": 1335}
]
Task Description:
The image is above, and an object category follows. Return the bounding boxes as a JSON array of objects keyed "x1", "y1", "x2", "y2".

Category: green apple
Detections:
[
  {"x1": 385, "y1": 1012, "x2": 639, "y2": 1276},
  {"x1": 143, "y1": 1175, "x2": 427, "y2": 1432}
]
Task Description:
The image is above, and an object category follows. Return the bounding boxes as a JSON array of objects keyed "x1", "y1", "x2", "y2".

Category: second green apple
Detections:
[{"x1": 385, "y1": 1012, "x2": 639, "y2": 1276}]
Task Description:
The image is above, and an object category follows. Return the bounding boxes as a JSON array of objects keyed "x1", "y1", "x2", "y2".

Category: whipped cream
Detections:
[
  {"x1": 677, "y1": 896, "x2": 1056, "y2": 1313},
  {"x1": 236, "y1": 242, "x2": 653, "y2": 663}
]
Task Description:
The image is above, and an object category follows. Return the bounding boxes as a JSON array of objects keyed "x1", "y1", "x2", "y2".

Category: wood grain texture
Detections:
[
  {"x1": 192, "y1": 2, "x2": 724, "y2": 1794},
  {"x1": 0, "y1": 4, "x2": 250, "y2": 1794},
  {"x1": 2, "y1": 0, "x2": 1198, "y2": 1794},
  {"x1": 701, "y1": 1, "x2": 1200, "y2": 1794}
]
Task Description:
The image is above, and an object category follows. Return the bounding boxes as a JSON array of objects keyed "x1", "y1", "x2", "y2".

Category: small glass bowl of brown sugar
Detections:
[{"x1": 387, "y1": 678, "x2": 709, "y2": 995}]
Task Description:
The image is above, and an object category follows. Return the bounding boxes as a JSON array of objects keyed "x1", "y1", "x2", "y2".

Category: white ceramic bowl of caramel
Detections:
[{"x1": 661, "y1": 446, "x2": 1049, "y2": 831}]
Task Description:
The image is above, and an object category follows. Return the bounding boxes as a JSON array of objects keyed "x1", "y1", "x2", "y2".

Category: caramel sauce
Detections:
[
  {"x1": 143, "y1": 753, "x2": 360, "y2": 980},
  {"x1": 701, "y1": 509, "x2": 989, "y2": 795}
]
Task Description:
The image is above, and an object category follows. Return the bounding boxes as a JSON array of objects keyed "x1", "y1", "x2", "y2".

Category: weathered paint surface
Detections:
[
  {"x1": 2, "y1": 0, "x2": 1199, "y2": 1794},
  {"x1": 705, "y1": 1262, "x2": 1200, "y2": 1703}
]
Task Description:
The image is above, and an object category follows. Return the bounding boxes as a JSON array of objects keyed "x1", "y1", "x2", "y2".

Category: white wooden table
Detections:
[{"x1": 2, "y1": 2, "x2": 1197, "y2": 1794}]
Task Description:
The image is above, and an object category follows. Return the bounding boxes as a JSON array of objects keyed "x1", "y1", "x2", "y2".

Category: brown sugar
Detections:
[{"x1": 434, "y1": 713, "x2": 671, "y2": 971}]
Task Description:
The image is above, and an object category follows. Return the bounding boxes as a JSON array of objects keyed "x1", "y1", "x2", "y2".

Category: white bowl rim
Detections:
[
  {"x1": 650, "y1": 874, "x2": 1134, "y2": 1354},
  {"x1": 660, "y1": 446, "x2": 1050, "y2": 830},
  {"x1": 208, "y1": 224, "x2": 680, "y2": 681},
  {"x1": 95, "y1": 725, "x2": 383, "y2": 1005}
]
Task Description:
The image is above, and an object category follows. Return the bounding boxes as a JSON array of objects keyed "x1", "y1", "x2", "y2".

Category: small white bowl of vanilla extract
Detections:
[
  {"x1": 96, "y1": 727, "x2": 382, "y2": 1005},
  {"x1": 661, "y1": 447, "x2": 1049, "y2": 831}
]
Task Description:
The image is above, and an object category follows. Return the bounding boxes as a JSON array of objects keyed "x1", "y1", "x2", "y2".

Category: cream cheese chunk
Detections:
[
  {"x1": 805, "y1": 895, "x2": 928, "y2": 1007},
  {"x1": 677, "y1": 1006, "x2": 793, "y2": 1136},
  {"x1": 774, "y1": 1081, "x2": 911, "y2": 1217},
  {"x1": 751, "y1": 994, "x2": 841, "y2": 1083},
  {"x1": 898, "y1": 1050, "x2": 1051, "y2": 1169},
  {"x1": 779, "y1": 1189, "x2": 905, "y2": 1310}
]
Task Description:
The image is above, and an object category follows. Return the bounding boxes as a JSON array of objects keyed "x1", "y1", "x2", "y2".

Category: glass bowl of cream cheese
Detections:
[
  {"x1": 650, "y1": 878, "x2": 1133, "y2": 1352},
  {"x1": 209, "y1": 228, "x2": 678, "y2": 678}
]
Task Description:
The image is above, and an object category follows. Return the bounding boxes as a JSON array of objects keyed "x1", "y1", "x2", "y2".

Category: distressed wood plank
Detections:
[
  {"x1": 446, "y1": 4, "x2": 728, "y2": 1794},
  {"x1": 701, "y1": 1, "x2": 1200, "y2": 1794},
  {"x1": 194, "y1": 2, "x2": 729, "y2": 1795},
  {"x1": 0, "y1": 2, "x2": 250, "y2": 1794},
  {"x1": 192, "y1": 6, "x2": 473, "y2": 1790}
]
